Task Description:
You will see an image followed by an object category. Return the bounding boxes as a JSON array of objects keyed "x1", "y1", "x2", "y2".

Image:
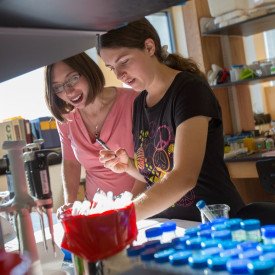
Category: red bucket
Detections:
[
  {"x1": 60, "y1": 202, "x2": 138, "y2": 262},
  {"x1": 0, "y1": 250, "x2": 31, "y2": 274}
]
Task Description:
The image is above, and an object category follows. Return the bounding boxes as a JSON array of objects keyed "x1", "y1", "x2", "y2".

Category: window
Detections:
[{"x1": 146, "y1": 12, "x2": 175, "y2": 53}]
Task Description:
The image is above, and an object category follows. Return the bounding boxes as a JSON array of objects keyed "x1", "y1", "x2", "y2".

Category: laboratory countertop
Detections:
[
  {"x1": 225, "y1": 150, "x2": 275, "y2": 163},
  {"x1": 3, "y1": 212, "x2": 199, "y2": 274}
]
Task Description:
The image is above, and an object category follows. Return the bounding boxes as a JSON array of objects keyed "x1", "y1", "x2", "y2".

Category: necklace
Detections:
[
  {"x1": 81, "y1": 87, "x2": 116, "y2": 141},
  {"x1": 95, "y1": 125, "x2": 100, "y2": 139}
]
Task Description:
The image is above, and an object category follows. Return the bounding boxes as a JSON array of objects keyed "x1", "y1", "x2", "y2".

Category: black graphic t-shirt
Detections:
[{"x1": 132, "y1": 71, "x2": 244, "y2": 221}]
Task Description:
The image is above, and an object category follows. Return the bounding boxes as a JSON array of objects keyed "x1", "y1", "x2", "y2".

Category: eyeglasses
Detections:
[{"x1": 52, "y1": 73, "x2": 81, "y2": 94}]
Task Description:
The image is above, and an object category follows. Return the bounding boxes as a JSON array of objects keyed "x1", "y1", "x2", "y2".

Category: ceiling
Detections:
[{"x1": 0, "y1": 0, "x2": 187, "y2": 83}]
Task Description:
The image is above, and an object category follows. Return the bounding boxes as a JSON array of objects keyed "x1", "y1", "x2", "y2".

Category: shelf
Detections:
[
  {"x1": 211, "y1": 74, "x2": 275, "y2": 89},
  {"x1": 201, "y1": 12, "x2": 275, "y2": 37},
  {"x1": 0, "y1": 0, "x2": 187, "y2": 83}
]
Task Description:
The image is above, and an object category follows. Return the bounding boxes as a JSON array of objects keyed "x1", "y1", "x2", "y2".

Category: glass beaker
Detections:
[{"x1": 201, "y1": 204, "x2": 230, "y2": 223}]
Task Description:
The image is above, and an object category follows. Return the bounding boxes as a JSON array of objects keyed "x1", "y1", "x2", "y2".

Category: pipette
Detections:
[{"x1": 96, "y1": 138, "x2": 111, "y2": 150}]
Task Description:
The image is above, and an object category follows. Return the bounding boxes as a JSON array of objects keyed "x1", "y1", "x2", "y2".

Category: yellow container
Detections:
[{"x1": 243, "y1": 137, "x2": 256, "y2": 152}]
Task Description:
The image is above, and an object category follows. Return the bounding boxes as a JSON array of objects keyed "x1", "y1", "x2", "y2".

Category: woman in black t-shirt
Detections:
[{"x1": 97, "y1": 18, "x2": 244, "y2": 221}]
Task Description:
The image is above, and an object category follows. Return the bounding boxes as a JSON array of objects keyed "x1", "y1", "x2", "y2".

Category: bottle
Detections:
[
  {"x1": 184, "y1": 226, "x2": 200, "y2": 238},
  {"x1": 160, "y1": 221, "x2": 177, "y2": 243},
  {"x1": 145, "y1": 227, "x2": 163, "y2": 242},
  {"x1": 188, "y1": 254, "x2": 209, "y2": 275},
  {"x1": 237, "y1": 241, "x2": 259, "y2": 251},
  {"x1": 153, "y1": 248, "x2": 176, "y2": 272},
  {"x1": 265, "y1": 135, "x2": 274, "y2": 151},
  {"x1": 220, "y1": 248, "x2": 242, "y2": 259},
  {"x1": 207, "y1": 256, "x2": 229, "y2": 275},
  {"x1": 257, "y1": 243, "x2": 275, "y2": 254},
  {"x1": 239, "y1": 249, "x2": 262, "y2": 261},
  {"x1": 185, "y1": 237, "x2": 206, "y2": 255},
  {"x1": 218, "y1": 240, "x2": 239, "y2": 250},
  {"x1": 171, "y1": 235, "x2": 189, "y2": 247},
  {"x1": 169, "y1": 250, "x2": 193, "y2": 274},
  {"x1": 211, "y1": 230, "x2": 232, "y2": 242},
  {"x1": 143, "y1": 240, "x2": 161, "y2": 250},
  {"x1": 226, "y1": 258, "x2": 251, "y2": 274},
  {"x1": 140, "y1": 247, "x2": 158, "y2": 269},
  {"x1": 261, "y1": 225, "x2": 275, "y2": 245},
  {"x1": 240, "y1": 219, "x2": 262, "y2": 242},
  {"x1": 270, "y1": 61, "x2": 275, "y2": 75},
  {"x1": 260, "y1": 252, "x2": 275, "y2": 263},
  {"x1": 126, "y1": 244, "x2": 145, "y2": 265},
  {"x1": 247, "y1": 259, "x2": 274, "y2": 274}
]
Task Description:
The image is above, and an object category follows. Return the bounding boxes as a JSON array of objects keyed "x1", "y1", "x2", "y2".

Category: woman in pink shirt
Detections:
[{"x1": 45, "y1": 52, "x2": 146, "y2": 210}]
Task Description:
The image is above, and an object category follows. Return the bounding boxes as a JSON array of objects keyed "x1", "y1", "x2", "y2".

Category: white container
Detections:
[{"x1": 207, "y1": 0, "x2": 251, "y2": 17}]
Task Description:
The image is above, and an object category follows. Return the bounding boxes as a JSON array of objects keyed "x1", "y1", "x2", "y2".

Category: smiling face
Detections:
[
  {"x1": 100, "y1": 39, "x2": 156, "y2": 92},
  {"x1": 51, "y1": 61, "x2": 89, "y2": 109}
]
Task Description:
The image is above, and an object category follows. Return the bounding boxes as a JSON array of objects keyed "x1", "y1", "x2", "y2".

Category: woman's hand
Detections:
[
  {"x1": 99, "y1": 148, "x2": 130, "y2": 173},
  {"x1": 56, "y1": 202, "x2": 73, "y2": 219}
]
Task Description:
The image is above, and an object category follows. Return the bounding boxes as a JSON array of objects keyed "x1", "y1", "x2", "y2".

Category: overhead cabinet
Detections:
[{"x1": 0, "y1": 0, "x2": 187, "y2": 83}]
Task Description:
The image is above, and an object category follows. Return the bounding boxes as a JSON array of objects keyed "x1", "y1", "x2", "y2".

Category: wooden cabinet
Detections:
[{"x1": 182, "y1": 0, "x2": 275, "y2": 134}]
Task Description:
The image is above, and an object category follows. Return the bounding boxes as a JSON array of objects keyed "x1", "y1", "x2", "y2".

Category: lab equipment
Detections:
[
  {"x1": 23, "y1": 141, "x2": 57, "y2": 254},
  {"x1": 196, "y1": 200, "x2": 217, "y2": 222},
  {"x1": 0, "y1": 141, "x2": 45, "y2": 274},
  {"x1": 96, "y1": 137, "x2": 111, "y2": 150}
]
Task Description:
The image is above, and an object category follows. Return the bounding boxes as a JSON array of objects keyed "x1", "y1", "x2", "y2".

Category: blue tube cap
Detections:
[
  {"x1": 239, "y1": 249, "x2": 262, "y2": 260},
  {"x1": 154, "y1": 248, "x2": 176, "y2": 263},
  {"x1": 226, "y1": 259, "x2": 251, "y2": 274},
  {"x1": 172, "y1": 236, "x2": 189, "y2": 246},
  {"x1": 247, "y1": 259, "x2": 275, "y2": 274},
  {"x1": 207, "y1": 256, "x2": 228, "y2": 271},
  {"x1": 188, "y1": 254, "x2": 208, "y2": 269},
  {"x1": 240, "y1": 219, "x2": 261, "y2": 231},
  {"x1": 160, "y1": 221, "x2": 176, "y2": 232},
  {"x1": 126, "y1": 245, "x2": 145, "y2": 257},
  {"x1": 169, "y1": 251, "x2": 192, "y2": 266},
  {"x1": 145, "y1": 227, "x2": 162, "y2": 238},
  {"x1": 196, "y1": 200, "x2": 206, "y2": 209}
]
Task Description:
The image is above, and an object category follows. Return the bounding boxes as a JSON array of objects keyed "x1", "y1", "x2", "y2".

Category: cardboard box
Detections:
[{"x1": 30, "y1": 117, "x2": 60, "y2": 149}]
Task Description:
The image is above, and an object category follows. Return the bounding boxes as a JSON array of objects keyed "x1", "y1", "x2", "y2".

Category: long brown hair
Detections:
[
  {"x1": 45, "y1": 52, "x2": 105, "y2": 122},
  {"x1": 97, "y1": 18, "x2": 204, "y2": 78}
]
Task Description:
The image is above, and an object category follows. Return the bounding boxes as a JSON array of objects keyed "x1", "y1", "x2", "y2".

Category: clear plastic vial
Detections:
[
  {"x1": 240, "y1": 219, "x2": 262, "y2": 242},
  {"x1": 160, "y1": 221, "x2": 177, "y2": 243},
  {"x1": 145, "y1": 226, "x2": 163, "y2": 242}
]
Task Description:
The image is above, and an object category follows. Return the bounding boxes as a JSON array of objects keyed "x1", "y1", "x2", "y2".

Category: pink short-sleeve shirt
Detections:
[{"x1": 57, "y1": 87, "x2": 138, "y2": 200}]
